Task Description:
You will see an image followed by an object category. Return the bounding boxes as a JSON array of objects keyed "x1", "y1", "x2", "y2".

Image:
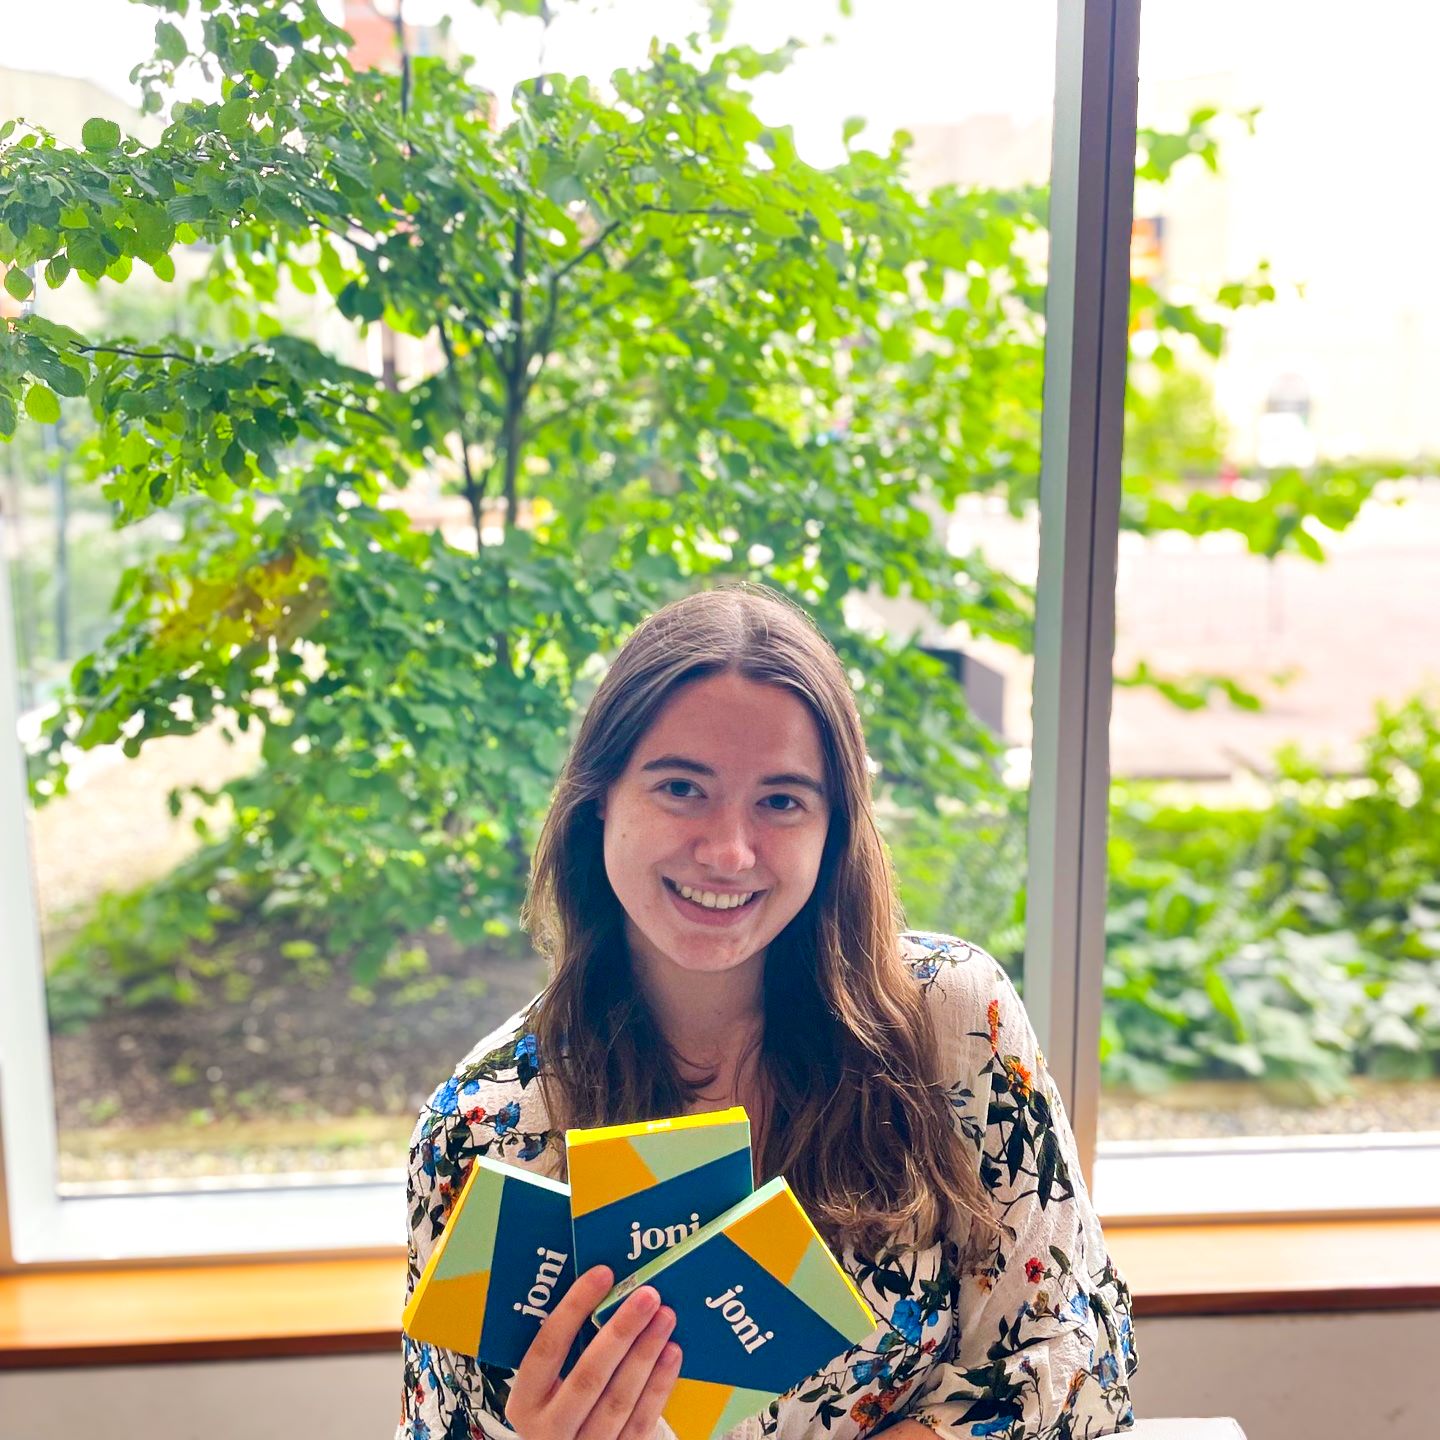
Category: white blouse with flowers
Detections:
[{"x1": 396, "y1": 932, "x2": 1138, "y2": 1440}]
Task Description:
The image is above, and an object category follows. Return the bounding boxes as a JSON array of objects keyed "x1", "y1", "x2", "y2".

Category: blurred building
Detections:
[
  {"x1": 342, "y1": 0, "x2": 469, "y2": 75},
  {"x1": 0, "y1": 65, "x2": 160, "y2": 150},
  {"x1": 904, "y1": 68, "x2": 1440, "y2": 469}
]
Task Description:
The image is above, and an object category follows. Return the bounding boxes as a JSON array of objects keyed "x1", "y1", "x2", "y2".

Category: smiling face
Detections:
[{"x1": 597, "y1": 671, "x2": 833, "y2": 984}]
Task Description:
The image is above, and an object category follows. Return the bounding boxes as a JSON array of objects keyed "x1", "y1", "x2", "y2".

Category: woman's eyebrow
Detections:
[{"x1": 638, "y1": 754, "x2": 826, "y2": 797}]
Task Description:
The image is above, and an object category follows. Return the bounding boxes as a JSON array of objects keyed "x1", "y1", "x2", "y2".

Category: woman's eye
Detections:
[
  {"x1": 656, "y1": 783, "x2": 801, "y2": 812},
  {"x1": 763, "y1": 794, "x2": 802, "y2": 813}
]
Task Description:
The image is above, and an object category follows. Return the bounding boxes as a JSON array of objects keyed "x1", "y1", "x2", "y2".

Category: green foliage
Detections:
[
  {"x1": 883, "y1": 691, "x2": 1440, "y2": 1100},
  {"x1": 1104, "y1": 691, "x2": 1440, "y2": 1098},
  {"x1": 2, "y1": 1, "x2": 1043, "y2": 1007},
  {"x1": 1123, "y1": 366, "x2": 1227, "y2": 483},
  {"x1": 885, "y1": 789, "x2": 1028, "y2": 974},
  {"x1": 0, "y1": 4, "x2": 1410, "y2": 1038}
]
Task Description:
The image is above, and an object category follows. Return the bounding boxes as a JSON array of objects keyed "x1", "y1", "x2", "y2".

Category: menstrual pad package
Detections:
[
  {"x1": 592, "y1": 1175, "x2": 878, "y2": 1440},
  {"x1": 402, "y1": 1155, "x2": 585, "y2": 1371},
  {"x1": 566, "y1": 1107, "x2": 753, "y2": 1289}
]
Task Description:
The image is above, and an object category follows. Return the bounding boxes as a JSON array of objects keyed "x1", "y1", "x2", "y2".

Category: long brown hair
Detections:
[{"x1": 520, "y1": 581, "x2": 994, "y2": 1258}]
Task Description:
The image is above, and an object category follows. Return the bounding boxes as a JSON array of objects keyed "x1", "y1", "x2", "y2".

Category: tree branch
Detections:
[
  {"x1": 437, "y1": 320, "x2": 485, "y2": 540},
  {"x1": 73, "y1": 343, "x2": 194, "y2": 363},
  {"x1": 388, "y1": 0, "x2": 412, "y2": 129},
  {"x1": 549, "y1": 204, "x2": 749, "y2": 286},
  {"x1": 501, "y1": 209, "x2": 526, "y2": 529}
]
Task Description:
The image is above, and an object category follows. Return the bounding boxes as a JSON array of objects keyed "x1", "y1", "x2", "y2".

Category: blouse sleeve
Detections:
[
  {"x1": 396, "y1": 1061, "x2": 548, "y2": 1440},
  {"x1": 898, "y1": 945, "x2": 1139, "y2": 1438}
]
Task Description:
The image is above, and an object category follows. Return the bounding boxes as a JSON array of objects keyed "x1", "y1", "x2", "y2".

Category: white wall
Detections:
[
  {"x1": 3, "y1": 1312, "x2": 1437, "y2": 1440},
  {"x1": 1129, "y1": 1311, "x2": 1440, "y2": 1438}
]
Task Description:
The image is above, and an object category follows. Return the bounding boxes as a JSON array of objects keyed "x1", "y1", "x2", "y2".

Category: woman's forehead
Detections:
[{"x1": 635, "y1": 675, "x2": 826, "y2": 775}]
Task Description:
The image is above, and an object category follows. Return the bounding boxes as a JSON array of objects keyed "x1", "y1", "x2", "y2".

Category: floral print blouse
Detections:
[{"x1": 396, "y1": 932, "x2": 1138, "y2": 1440}]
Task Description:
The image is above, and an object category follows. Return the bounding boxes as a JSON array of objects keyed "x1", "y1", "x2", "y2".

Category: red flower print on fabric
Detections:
[{"x1": 850, "y1": 1393, "x2": 886, "y2": 1429}]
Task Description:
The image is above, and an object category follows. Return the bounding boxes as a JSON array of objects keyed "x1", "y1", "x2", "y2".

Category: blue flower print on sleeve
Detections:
[
  {"x1": 973, "y1": 1416, "x2": 1015, "y2": 1437},
  {"x1": 891, "y1": 1298, "x2": 925, "y2": 1346},
  {"x1": 515, "y1": 1032, "x2": 541, "y2": 1086},
  {"x1": 493, "y1": 1100, "x2": 522, "y2": 1136},
  {"x1": 433, "y1": 1078, "x2": 460, "y2": 1116}
]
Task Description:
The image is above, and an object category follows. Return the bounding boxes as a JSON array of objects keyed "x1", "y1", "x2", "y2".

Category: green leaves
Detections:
[
  {"x1": 4, "y1": 265, "x2": 32, "y2": 300},
  {"x1": 155, "y1": 20, "x2": 187, "y2": 65},
  {"x1": 1097, "y1": 692, "x2": 1440, "y2": 1098},
  {"x1": 216, "y1": 97, "x2": 250, "y2": 138},
  {"x1": 23, "y1": 383, "x2": 60, "y2": 423},
  {"x1": 336, "y1": 280, "x2": 384, "y2": 324},
  {"x1": 248, "y1": 42, "x2": 278, "y2": 83},
  {"x1": 7, "y1": 0, "x2": 1400, "y2": 1037},
  {"x1": 80, "y1": 117, "x2": 121, "y2": 153}
]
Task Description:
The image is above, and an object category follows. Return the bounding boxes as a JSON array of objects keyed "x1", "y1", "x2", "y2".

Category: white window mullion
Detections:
[
  {"x1": 0, "y1": 508, "x2": 65, "y2": 1267},
  {"x1": 1025, "y1": 0, "x2": 1141, "y2": 1190}
]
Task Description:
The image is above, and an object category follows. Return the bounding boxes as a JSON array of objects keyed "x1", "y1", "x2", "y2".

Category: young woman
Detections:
[{"x1": 398, "y1": 583, "x2": 1137, "y2": 1440}]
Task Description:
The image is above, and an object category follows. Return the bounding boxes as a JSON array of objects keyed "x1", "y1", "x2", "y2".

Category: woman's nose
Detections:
[{"x1": 693, "y1": 809, "x2": 757, "y2": 875}]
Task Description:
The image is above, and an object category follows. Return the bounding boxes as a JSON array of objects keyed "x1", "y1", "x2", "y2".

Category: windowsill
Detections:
[{"x1": 3, "y1": 1217, "x2": 1438, "y2": 1369}]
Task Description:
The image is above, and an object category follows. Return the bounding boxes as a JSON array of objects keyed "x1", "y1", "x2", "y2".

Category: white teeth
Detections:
[{"x1": 676, "y1": 883, "x2": 755, "y2": 910}]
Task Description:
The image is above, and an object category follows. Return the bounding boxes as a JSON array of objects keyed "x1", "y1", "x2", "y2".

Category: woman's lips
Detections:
[{"x1": 662, "y1": 877, "x2": 765, "y2": 927}]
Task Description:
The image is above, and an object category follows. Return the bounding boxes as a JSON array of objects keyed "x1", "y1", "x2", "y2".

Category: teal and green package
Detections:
[
  {"x1": 566, "y1": 1108, "x2": 753, "y2": 1290},
  {"x1": 592, "y1": 1175, "x2": 878, "y2": 1440},
  {"x1": 402, "y1": 1155, "x2": 586, "y2": 1371}
]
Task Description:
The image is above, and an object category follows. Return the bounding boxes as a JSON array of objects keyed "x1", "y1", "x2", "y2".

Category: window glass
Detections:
[
  {"x1": 1099, "y1": 0, "x2": 1440, "y2": 1147},
  {"x1": 2, "y1": 0, "x2": 1059, "y2": 1195}
]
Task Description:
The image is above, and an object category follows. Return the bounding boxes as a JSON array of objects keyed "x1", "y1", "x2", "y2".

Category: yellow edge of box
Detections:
[{"x1": 566, "y1": 1105, "x2": 750, "y2": 1149}]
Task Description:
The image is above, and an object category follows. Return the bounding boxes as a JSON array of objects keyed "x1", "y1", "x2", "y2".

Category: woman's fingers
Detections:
[
  {"x1": 556, "y1": 1282, "x2": 666, "y2": 1422},
  {"x1": 511, "y1": 1266, "x2": 679, "y2": 1439},
  {"x1": 616, "y1": 1334, "x2": 683, "y2": 1440},
  {"x1": 508, "y1": 1265, "x2": 615, "y2": 1432},
  {"x1": 575, "y1": 1303, "x2": 679, "y2": 1440}
]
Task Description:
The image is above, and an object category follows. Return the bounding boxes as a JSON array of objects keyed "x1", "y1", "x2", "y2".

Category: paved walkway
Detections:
[
  {"x1": 932, "y1": 479, "x2": 1440, "y2": 781},
  {"x1": 1110, "y1": 481, "x2": 1440, "y2": 778}
]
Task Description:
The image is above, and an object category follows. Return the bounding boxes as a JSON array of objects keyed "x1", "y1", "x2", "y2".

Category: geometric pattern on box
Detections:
[
  {"x1": 592, "y1": 1176, "x2": 878, "y2": 1440},
  {"x1": 402, "y1": 1156, "x2": 584, "y2": 1372},
  {"x1": 567, "y1": 1107, "x2": 753, "y2": 1290}
]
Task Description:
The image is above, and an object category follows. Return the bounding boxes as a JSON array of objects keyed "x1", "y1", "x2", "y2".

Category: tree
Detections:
[{"x1": 0, "y1": 0, "x2": 1388, "y2": 1009}]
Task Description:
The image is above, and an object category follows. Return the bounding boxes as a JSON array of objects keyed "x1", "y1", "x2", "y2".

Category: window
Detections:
[
  {"x1": 2, "y1": 0, "x2": 1067, "y2": 1262},
  {"x1": 16, "y1": 0, "x2": 1409, "y2": 1270},
  {"x1": 1092, "y1": 0, "x2": 1440, "y2": 1219}
]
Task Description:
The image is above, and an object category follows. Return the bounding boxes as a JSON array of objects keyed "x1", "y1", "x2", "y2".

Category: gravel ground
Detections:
[
  {"x1": 57, "y1": 1079, "x2": 1440, "y2": 1189},
  {"x1": 1097, "y1": 1078, "x2": 1440, "y2": 1145}
]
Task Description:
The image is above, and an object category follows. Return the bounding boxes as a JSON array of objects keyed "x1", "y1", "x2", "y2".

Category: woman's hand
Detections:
[{"x1": 504, "y1": 1264, "x2": 682, "y2": 1440}]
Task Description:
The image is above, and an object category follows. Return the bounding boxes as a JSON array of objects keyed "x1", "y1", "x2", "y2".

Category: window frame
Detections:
[
  {"x1": 4, "y1": 0, "x2": 1435, "y2": 1270},
  {"x1": 1022, "y1": 0, "x2": 1138, "y2": 1189}
]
